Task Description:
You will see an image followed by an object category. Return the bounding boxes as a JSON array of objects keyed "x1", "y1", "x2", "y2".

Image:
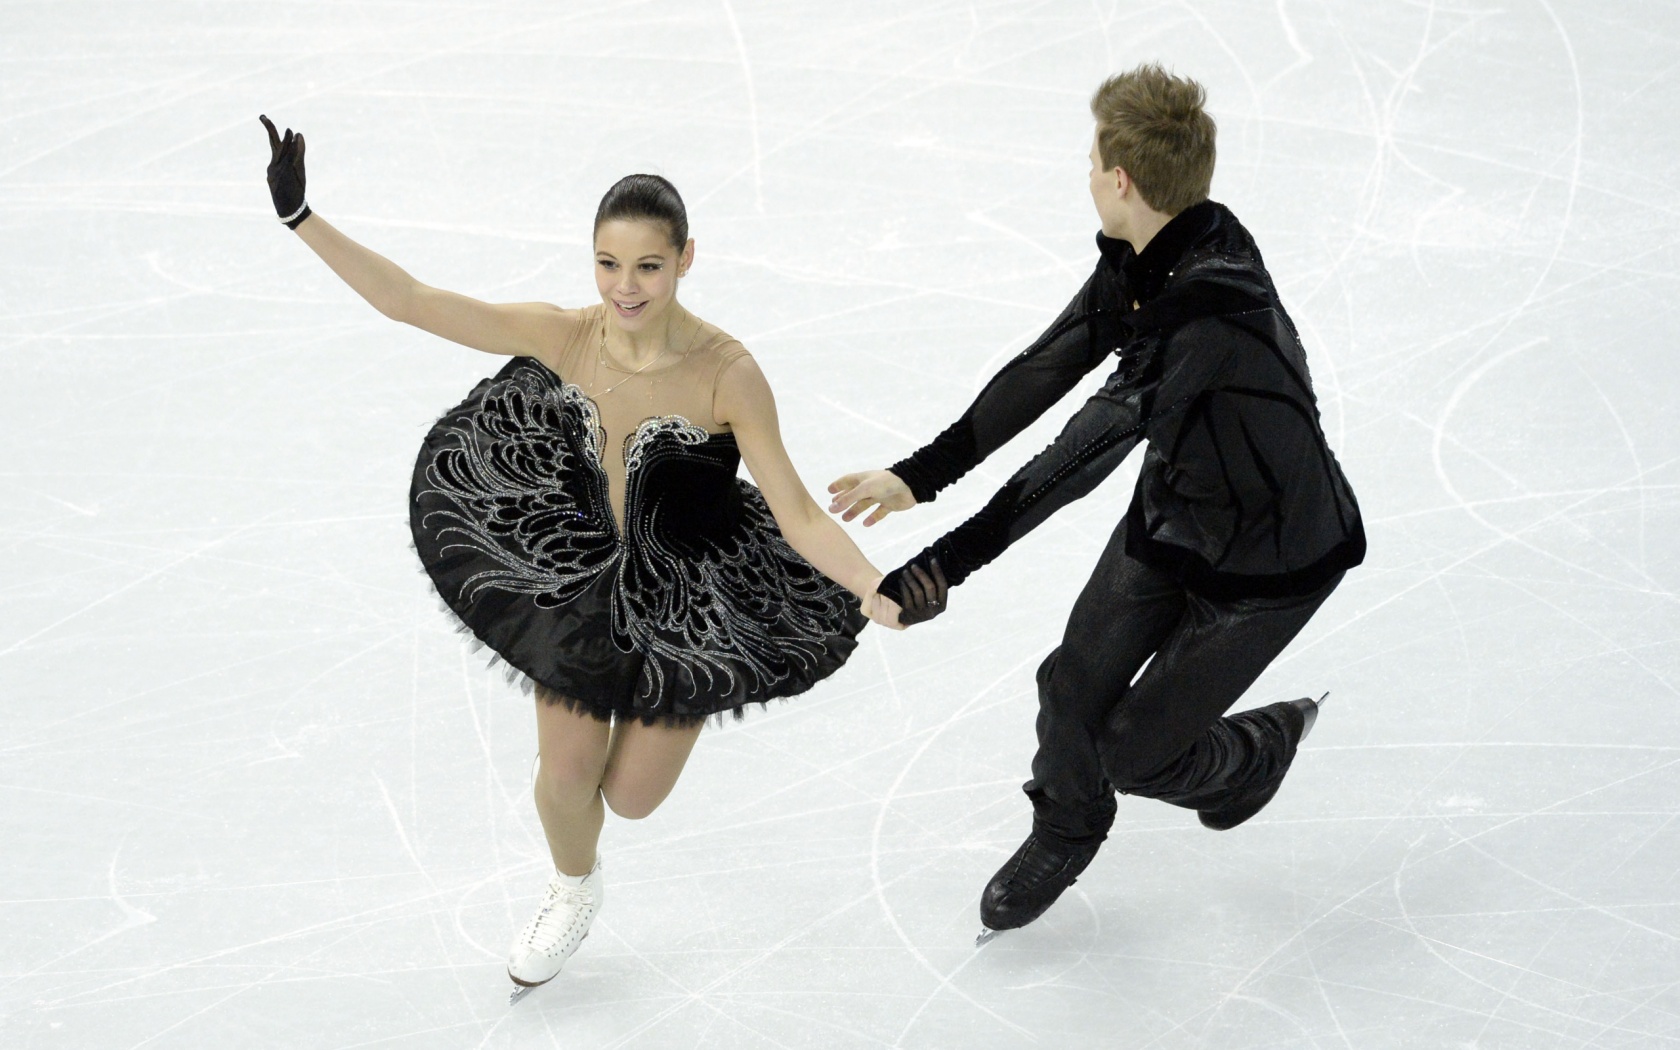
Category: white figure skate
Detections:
[{"x1": 507, "y1": 859, "x2": 603, "y2": 1004}]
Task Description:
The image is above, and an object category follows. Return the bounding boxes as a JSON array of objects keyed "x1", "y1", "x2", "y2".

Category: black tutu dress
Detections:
[{"x1": 409, "y1": 309, "x2": 867, "y2": 727}]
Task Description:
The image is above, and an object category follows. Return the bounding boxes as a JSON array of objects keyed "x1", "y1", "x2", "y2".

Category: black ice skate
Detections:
[
  {"x1": 1197, "y1": 695, "x2": 1323, "y2": 831},
  {"x1": 975, "y1": 830, "x2": 1101, "y2": 945}
]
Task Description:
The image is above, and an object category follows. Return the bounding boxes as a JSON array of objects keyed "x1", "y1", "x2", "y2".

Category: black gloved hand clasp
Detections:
[
  {"x1": 258, "y1": 114, "x2": 311, "y2": 229},
  {"x1": 893, "y1": 558, "x2": 949, "y2": 627}
]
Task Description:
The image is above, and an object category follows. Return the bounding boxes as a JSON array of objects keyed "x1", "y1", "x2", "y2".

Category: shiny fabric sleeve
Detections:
[
  {"x1": 878, "y1": 316, "x2": 1238, "y2": 604},
  {"x1": 887, "y1": 265, "x2": 1129, "y2": 504}
]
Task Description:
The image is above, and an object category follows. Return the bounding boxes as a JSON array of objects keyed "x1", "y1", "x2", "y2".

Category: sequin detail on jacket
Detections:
[{"x1": 411, "y1": 357, "x2": 865, "y2": 725}]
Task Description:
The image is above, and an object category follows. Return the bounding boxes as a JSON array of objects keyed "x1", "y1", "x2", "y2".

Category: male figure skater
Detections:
[{"x1": 828, "y1": 64, "x2": 1364, "y2": 937}]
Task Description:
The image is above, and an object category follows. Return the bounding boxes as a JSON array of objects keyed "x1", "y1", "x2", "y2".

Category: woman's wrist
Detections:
[{"x1": 853, "y1": 572, "x2": 884, "y2": 603}]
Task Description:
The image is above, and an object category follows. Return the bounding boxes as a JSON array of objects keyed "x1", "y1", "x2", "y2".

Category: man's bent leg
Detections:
[{"x1": 1098, "y1": 575, "x2": 1343, "y2": 822}]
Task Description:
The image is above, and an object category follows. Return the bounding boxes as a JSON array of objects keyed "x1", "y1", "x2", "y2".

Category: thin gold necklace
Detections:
[{"x1": 594, "y1": 314, "x2": 700, "y2": 401}]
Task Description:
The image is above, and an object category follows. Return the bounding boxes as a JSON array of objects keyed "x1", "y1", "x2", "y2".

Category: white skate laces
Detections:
[{"x1": 507, "y1": 857, "x2": 603, "y2": 990}]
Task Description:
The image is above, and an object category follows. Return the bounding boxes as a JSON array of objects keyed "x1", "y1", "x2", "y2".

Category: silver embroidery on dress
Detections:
[
  {"x1": 416, "y1": 360, "x2": 856, "y2": 705},
  {"x1": 421, "y1": 365, "x2": 616, "y2": 610}
]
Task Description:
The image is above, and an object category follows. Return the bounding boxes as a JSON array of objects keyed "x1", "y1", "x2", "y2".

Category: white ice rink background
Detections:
[{"x1": 4, "y1": 2, "x2": 1679, "y2": 1047}]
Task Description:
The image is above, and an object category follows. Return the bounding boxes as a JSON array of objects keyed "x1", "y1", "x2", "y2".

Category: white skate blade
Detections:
[
  {"x1": 976, "y1": 928, "x2": 1003, "y2": 948},
  {"x1": 505, "y1": 930, "x2": 587, "y2": 1005}
]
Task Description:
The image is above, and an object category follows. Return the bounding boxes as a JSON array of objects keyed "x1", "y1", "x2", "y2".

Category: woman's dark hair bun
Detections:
[{"x1": 593, "y1": 174, "x2": 688, "y2": 249}]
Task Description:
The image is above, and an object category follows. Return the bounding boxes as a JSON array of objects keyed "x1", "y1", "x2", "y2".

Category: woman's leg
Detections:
[
  {"x1": 599, "y1": 718, "x2": 704, "y2": 820},
  {"x1": 532, "y1": 698, "x2": 613, "y2": 876}
]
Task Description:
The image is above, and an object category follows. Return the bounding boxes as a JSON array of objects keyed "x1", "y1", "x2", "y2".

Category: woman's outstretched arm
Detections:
[
  {"x1": 717, "y1": 355, "x2": 947, "y2": 629},
  {"x1": 260, "y1": 114, "x2": 567, "y2": 359}
]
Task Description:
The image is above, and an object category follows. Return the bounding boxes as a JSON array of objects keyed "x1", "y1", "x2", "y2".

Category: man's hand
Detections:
[
  {"x1": 828, "y1": 470, "x2": 916, "y2": 526},
  {"x1": 894, "y1": 560, "x2": 949, "y2": 626}
]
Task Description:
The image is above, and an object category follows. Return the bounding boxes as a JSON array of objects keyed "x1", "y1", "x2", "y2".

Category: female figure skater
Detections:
[{"x1": 257, "y1": 116, "x2": 941, "y2": 999}]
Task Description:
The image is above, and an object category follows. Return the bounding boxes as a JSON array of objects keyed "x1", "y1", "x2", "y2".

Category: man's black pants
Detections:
[{"x1": 1026, "y1": 518, "x2": 1342, "y2": 844}]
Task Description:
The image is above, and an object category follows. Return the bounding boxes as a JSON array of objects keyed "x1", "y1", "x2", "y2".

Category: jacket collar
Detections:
[
  {"x1": 1110, "y1": 199, "x2": 1225, "y2": 303},
  {"x1": 1096, "y1": 230, "x2": 1135, "y2": 273}
]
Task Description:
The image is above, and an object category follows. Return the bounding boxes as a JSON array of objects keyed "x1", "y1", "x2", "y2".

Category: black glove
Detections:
[
  {"x1": 259, "y1": 114, "x2": 311, "y2": 229},
  {"x1": 889, "y1": 558, "x2": 949, "y2": 627}
]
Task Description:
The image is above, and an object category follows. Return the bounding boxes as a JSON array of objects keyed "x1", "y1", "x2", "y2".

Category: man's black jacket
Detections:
[{"x1": 879, "y1": 199, "x2": 1365, "y2": 605}]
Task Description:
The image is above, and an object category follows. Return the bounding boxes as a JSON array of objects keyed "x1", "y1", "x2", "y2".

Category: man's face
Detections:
[{"x1": 1088, "y1": 131, "x2": 1126, "y2": 238}]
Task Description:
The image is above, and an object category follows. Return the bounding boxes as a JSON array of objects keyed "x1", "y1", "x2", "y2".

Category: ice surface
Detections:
[{"x1": 4, "y1": 2, "x2": 1680, "y2": 1047}]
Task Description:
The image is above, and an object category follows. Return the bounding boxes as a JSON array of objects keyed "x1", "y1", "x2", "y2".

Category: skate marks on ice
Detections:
[{"x1": 6, "y1": 0, "x2": 1680, "y2": 1047}]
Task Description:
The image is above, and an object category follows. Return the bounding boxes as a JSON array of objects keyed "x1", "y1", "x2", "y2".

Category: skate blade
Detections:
[
  {"x1": 505, "y1": 931, "x2": 587, "y2": 1006},
  {"x1": 975, "y1": 928, "x2": 1003, "y2": 948}
]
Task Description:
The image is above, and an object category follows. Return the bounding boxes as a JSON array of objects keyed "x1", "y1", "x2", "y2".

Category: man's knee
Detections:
[
  {"x1": 1097, "y1": 708, "x2": 1175, "y2": 795},
  {"x1": 1035, "y1": 647, "x2": 1061, "y2": 693}
]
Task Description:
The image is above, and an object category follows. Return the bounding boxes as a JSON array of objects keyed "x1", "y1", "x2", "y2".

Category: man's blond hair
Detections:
[{"x1": 1090, "y1": 64, "x2": 1216, "y2": 216}]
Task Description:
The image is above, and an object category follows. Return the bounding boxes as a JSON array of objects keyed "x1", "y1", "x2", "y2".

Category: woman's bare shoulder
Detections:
[
  {"x1": 710, "y1": 342, "x2": 772, "y2": 430},
  {"x1": 528, "y1": 304, "x2": 599, "y2": 376},
  {"x1": 688, "y1": 315, "x2": 751, "y2": 366}
]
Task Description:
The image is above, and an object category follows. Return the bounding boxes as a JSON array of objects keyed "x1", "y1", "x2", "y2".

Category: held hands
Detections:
[
  {"x1": 864, "y1": 580, "x2": 906, "y2": 631},
  {"x1": 828, "y1": 470, "x2": 916, "y2": 526},
  {"x1": 834, "y1": 470, "x2": 943, "y2": 630},
  {"x1": 893, "y1": 560, "x2": 949, "y2": 626},
  {"x1": 861, "y1": 560, "x2": 950, "y2": 631},
  {"x1": 258, "y1": 115, "x2": 311, "y2": 229}
]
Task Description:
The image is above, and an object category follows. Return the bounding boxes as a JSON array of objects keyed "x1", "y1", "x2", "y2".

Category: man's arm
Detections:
[
  {"x1": 888, "y1": 265, "x2": 1131, "y2": 503},
  {"x1": 828, "y1": 261, "x2": 1131, "y2": 526},
  {"x1": 876, "y1": 315, "x2": 1238, "y2": 606}
]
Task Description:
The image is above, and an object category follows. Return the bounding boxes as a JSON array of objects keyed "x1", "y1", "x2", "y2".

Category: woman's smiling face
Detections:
[{"x1": 593, "y1": 219, "x2": 694, "y2": 334}]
